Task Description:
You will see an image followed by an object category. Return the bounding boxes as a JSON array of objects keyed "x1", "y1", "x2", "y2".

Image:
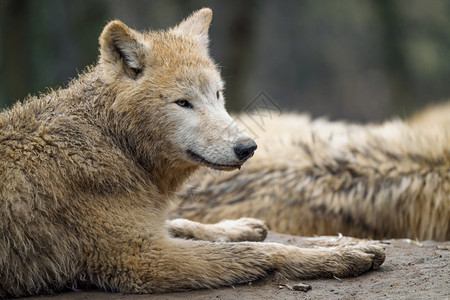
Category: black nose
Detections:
[{"x1": 234, "y1": 140, "x2": 257, "y2": 161}]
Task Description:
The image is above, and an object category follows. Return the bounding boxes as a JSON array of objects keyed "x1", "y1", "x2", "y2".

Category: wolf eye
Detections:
[
  {"x1": 175, "y1": 99, "x2": 193, "y2": 108},
  {"x1": 216, "y1": 91, "x2": 220, "y2": 100}
]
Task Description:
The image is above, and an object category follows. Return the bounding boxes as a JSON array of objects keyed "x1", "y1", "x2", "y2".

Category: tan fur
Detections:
[
  {"x1": 175, "y1": 110, "x2": 450, "y2": 241},
  {"x1": 408, "y1": 101, "x2": 450, "y2": 128},
  {"x1": 0, "y1": 9, "x2": 385, "y2": 297}
]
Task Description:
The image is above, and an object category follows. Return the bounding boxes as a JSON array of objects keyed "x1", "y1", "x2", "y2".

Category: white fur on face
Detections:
[{"x1": 167, "y1": 75, "x2": 254, "y2": 170}]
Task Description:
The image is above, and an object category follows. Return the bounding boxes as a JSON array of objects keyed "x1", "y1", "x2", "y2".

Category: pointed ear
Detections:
[
  {"x1": 99, "y1": 20, "x2": 146, "y2": 79},
  {"x1": 172, "y1": 8, "x2": 213, "y2": 50}
]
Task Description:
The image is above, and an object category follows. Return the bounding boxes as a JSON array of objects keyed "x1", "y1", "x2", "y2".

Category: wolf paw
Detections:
[
  {"x1": 214, "y1": 218, "x2": 268, "y2": 242},
  {"x1": 335, "y1": 244, "x2": 386, "y2": 277}
]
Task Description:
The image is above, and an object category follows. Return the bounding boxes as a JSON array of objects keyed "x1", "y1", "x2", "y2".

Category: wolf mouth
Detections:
[{"x1": 187, "y1": 150, "x2": 242, "y2": 170}]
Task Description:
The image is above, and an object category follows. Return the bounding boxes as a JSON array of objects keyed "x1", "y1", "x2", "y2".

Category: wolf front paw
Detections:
[
  {"x1": 275, "y1": 243, "x2": 386, "y2": 280},
  {"x1": 357, "y1": 244, "x2": 386, "y2": 270},
  {"x1": 214, "y1": 218, "x2": 268, "y2": 242},
  {"x1": 334, "y1": 244, "x2": 386, "y2": 277}
]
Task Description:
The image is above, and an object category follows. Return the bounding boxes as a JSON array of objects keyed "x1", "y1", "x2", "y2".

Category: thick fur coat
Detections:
[{"x1": 0, "y1": 9, "x2": 385, "y2": 297}]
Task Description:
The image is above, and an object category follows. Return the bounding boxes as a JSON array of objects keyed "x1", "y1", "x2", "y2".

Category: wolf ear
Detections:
[
  {"x1": 172, "y1": 8, "x2": 213, "y2": 50},
  {"x1": 99, "y1": 20, "x2": 146, "y2": 79}
]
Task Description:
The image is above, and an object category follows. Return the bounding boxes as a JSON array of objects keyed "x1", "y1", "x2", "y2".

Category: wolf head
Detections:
[{"x1": 98, "y1": 8, "x2": 256, "y2": 172}]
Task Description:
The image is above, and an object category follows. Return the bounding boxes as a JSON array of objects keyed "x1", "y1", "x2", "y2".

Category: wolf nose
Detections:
[{"x1": 234, "y1": 140, "x2": 257, "y2": 161}]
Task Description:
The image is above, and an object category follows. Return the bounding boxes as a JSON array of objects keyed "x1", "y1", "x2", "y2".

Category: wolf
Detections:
[
  {"x1": 175, "y1": 108, "x2": 450, "y2": 241},
  {"x1": 0, "y1": 8, "x2": 385, "y2": 297}
]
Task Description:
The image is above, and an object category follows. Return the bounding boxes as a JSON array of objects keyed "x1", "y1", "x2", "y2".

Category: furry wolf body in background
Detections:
[
  {"x1": 175, "y1": 103, "x2": 450, "y2": 241},
  {"x1": 0, "y1": 8, "x2": 385, "y2": 298}
]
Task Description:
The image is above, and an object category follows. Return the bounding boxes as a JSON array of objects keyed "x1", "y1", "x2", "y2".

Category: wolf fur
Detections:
[
  {"x1": 175, "y1": 108, "x2": 450, "y2": 241},
  {"x1": 0, "y1": 9, "x2": 385, "y2": 297}
]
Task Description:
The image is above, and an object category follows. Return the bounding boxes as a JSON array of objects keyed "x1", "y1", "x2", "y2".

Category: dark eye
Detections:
[
  {"x1": 216, "y1": 91, "x2": 220, "y2": 100},
  {"x1": 175, "y1": 99, "x2": 193, "y2": 108}
]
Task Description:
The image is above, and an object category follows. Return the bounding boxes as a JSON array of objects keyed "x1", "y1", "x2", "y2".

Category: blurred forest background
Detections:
[{"x1": 0, "y1": 0, "x2": 449, "y2": 121}]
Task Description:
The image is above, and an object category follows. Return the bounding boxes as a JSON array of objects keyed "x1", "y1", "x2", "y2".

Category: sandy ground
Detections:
[{"x1": 26, "y1": 232, "x2": 449, "y2": 300}]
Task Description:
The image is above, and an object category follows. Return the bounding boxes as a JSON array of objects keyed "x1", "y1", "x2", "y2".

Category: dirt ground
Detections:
[{"x1": 27, "y1": 232, "x2": 449, "y2": 300}]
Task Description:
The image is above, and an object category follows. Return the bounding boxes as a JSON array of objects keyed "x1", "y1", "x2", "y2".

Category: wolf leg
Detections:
[
  {"x1": 166, "y1": 218, "x2": 268, "y2": 242},
  {"x1": 90, "y1": 237, "x2": 385, "y2": 293}
]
